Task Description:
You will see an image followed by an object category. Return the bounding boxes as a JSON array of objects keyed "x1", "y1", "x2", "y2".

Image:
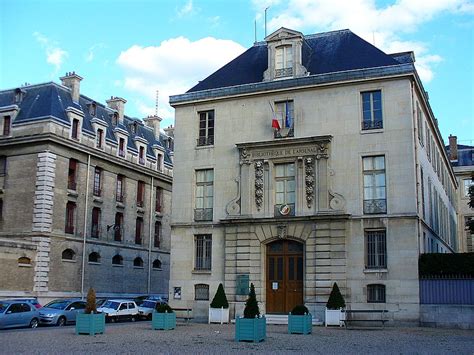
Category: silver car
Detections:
[
  {"x1": 39, "y1": 299, "x2": 86, "y2": 326},
  {"x1": 0, "y1": 300, "x2": 40, "y2": 329}
]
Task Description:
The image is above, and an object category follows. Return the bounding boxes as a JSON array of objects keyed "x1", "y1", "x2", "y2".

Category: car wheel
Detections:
[
  {"x1": 147, "y1": 314, "x2": 152, "y2": 321},
  {"x1": 131, "y1": 316, "x2": 136, "y2": 322},
  {"x1": 57, "y1": 317, "x2": 66, "y2": 327},
  {"x1": 109, "y1": 316, "x2": 116, "y2": 323},
  {"x1": 30, "y1": 318, "x2": 39, "y2": 329}
]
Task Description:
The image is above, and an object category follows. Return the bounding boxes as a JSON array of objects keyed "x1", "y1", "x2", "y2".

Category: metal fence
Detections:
[{"x1": 420, "y1": 277, "x2": 474, "y2": 305}]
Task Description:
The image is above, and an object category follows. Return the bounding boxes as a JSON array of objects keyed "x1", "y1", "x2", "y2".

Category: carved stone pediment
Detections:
[{"x1": 265, "y1": 27, "x2": 303, "y2": 42}]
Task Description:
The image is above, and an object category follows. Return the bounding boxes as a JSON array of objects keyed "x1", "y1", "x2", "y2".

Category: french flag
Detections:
[{"x1": 269, "y1": 102, "x2": 280, "y2": 130}]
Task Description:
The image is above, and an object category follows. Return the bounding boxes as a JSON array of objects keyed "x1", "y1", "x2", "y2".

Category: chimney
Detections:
[
  {"x1": 106, "y1": 96, "x2": 127, "y2": 124},
  {"x1": 143, "y1": 115, "x2": 162, "y2": 140},
  {"x1": 164, "y1": 124, "x2": 174, "y2": 138},
  {"x1": 448, "y1": 135, "x2": 458, "y2": 161},
  {"x1": 60, "y1": 71, "x2": 82, "y2": 102}
]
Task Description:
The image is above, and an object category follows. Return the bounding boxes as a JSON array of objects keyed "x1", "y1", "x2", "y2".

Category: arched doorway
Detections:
[{"x1": 266, "y1": 239, "x2": 303, "y2": 313}]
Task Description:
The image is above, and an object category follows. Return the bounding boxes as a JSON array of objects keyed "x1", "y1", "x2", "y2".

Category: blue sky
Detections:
[{"x1": 1, "y1": 0, "x2": 472, "y2": 143}]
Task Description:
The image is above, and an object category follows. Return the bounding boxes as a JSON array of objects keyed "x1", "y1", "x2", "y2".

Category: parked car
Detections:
[
  {"x1": 96, "y1": 298, "x2": 107, "y2": 308},
  {"x1": 97, "y1": 300, "x2": 139, "y2": 322},
  {"x1": 134, "y1": 294, "x2": 168, "y2": 306},
  {"x1": 11, "y1": 298, "x2": 42, "y2": 309},
  {"x1": 0, "y1": 300, "x2": 40, "y2": 329},
  {"x1": 138, "y1": 299, "x2": 167, "y2": 320},
  {"x1": 39, "y1": 299, "x2": 86, "y2": 326}
]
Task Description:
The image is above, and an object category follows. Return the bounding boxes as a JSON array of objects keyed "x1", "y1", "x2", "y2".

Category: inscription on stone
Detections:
[{"x1": 251, "y1": 146, "x2": 321, "y2": 159}]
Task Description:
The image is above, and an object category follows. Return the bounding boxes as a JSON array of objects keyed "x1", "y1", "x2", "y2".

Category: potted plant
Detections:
[
  {"x1": 288, "y1": 305, "x2": 312, "y2": 334},
  {"x1": 75, "y1": 288, "x2": 105, "y2": 335},
  {"x1": 209, "y1": 283, "x2": 230, "y2": 324},
  {"x1": 152, "y1": 303, "x2": 176, "y2": 330},
  {"x1": 325, "y1": 282, "x2": 346, "y2": 327},
  {"x1": 235, "y1": 283, "x2": 266, "y2": 342}
]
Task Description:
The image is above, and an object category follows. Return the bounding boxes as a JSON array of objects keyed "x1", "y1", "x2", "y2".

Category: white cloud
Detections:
[
  {"x1": 265, "y1": 0, "x2": 472, "y2": 82},
  {"x1": 85, "y1": 43, "x2": 106, "y2": 62},
  {"x1": 117, "y1": 37, "x2": 246, "y2": 120},
  {"x1": 177, "y1": 0, "x2": 195, "y2": 17},
  {"x1": 33, "y1": 32, "x2": 68, "y2": 73}
]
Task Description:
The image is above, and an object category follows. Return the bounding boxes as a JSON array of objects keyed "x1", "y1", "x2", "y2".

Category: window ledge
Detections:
[
  {"x1": 137, "y1": 207, "x2": 145, "y2": 214},
  {"x1": 195, "y1": 145, "x2": 214, "y2": 150},
  {"x1": 133, "y1": 266, "x2": 144, "y2": 269},
  {"x1": 93, "y1": 196, "x2": 103, "y2": 203},
  {"x1": 88, "y1": 262, "x2": 101, "y2": 265},
  {"x1": 18, "y1": 263, "x2": 32, "y2": 268},
  {"x1": 67, "y1": 189, "x2": 78, "y2": 197},
  {"x1": 364, "y1": 269, "x2": 388, "y2": 273},
  {"x1": 116, "y1": 202, "x2": 125, "y2": 209},
  {"x1": 192, "y1": 270, "x2": 211, "y2": 275},
  {"x1": 152, "y1": 268, "x2": 162, "y2": 271},
  {"x1": 112, "y1": 264, "x2": 124, "y2": 267},
  {"x1": 360, "y1": 128, "x2": 384, "y2": 135},
  {"x1": 62, "y1": 259, "x2": 77, "y2": 263}
]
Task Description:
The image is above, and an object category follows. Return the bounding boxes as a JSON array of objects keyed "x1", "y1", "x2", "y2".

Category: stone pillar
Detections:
[{"x1": 32, "y1": 151, "x2": 56, "y2": 233}]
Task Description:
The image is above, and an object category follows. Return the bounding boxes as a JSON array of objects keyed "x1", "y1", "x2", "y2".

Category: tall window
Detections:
[
  {"x1": 96, "y1": 129, "x2": 104, "y2": 149},
  {"x1": 2, "y1": 116, "x2": 11, "y2": 136},
  {"x1": 112, "y1": 113, "x2": 118, "y2": 126},
  {"x1": 417, "y1": 103, "x2": 424, "y2": 145},
  {"x1": 157, "y1": 154, "x2": 163, "y2": 172},
  {"x1": 118, "y1": 137, "x2": 125, "y2": 157},
  {"x1": 116, "y1": 175, "x2": 124, "y2": 202},
  {"x1": 275, "y1": 163, "x2": 296, "y2": 217},
  {"x1": 365, "y1": 230, "x2": 387, "y2": 269},
  {"x1": 361, "y1": 90, "x2": 383, "y2": 130},
  {"x1": 91, "y1": 207, "x2": 101, "y2": 238},
  {"x1": 0, "y1": 198, "x2": 3, "y2": 221},
  {"x1": 89, "y1": 103, "x2": 96, "y2": 116},
  {"x1": 363, "y1": 156, "x2": 386, "y2": 214},
  {"x1": 114, "y1": 212, "x2": 123, "y2": 241},
  {"x1": 154, "y1": 221, "x2": 161, "y2": 248},
  {"x1": 195, "y1": 284, "x2": 210, "y2": 300},
  {"x1": 274, "y1": 100, "x2": 294, "y2": 137},
  {"x1": 275, "y1": 45, "x2": 293, "y2": 77},
  {"x1": 0, "y1": 156, "x2": 5, "y2": 176},
  {"x1": 68, "y1": 159, "x2": 77, "y2": 190},
  {"x1": 194, "y1": 234, "x2": 212, "y2": 271},
  {"x1": 420, "y1": 168, "x2": 425, "y2": 218},
  {"x1": 135, "y1": 217, "x2": 143, "y2": 245},
  {"x1": 194, "y1": 169, "x2": 213, "y2": 221},
  {"x1": 137, "y1": 181, "x2": 145, "y2": 207},
  {"x1": 155, "y1": 187, "x2": 163, "y2": 213},
  {"x1": 367, "y1": 284, "x2": 386, "y2": 303},
  {"x1": 139, "y1": 146, "x2": 145, "y2": 165},
  {"x1": 71, "y1": 119, "x2": 80, "y2": 139},
  {"x1": 197, "y1": 110, "x2": 214, "y2": 146},
  {"x1": 93, "y1": 167, "x2": 102, "y2": 197},
  {"x1": 65, "y1": 201, "x2": 76, "y2": 234},
  {"x1": 463, "y1": 178, "x2": 473, "y2": 197}
]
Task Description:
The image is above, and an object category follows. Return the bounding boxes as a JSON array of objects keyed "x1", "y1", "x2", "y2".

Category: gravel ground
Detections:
[{"x1": 0, "y1": 321, "x2": 473, "y2": 354}]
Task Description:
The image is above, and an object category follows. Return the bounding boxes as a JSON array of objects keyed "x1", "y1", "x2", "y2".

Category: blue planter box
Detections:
[
  {"x1": 75, "y1": 313, "x2": 105, "y2": 335},
  {"x1": 288, "y1": 313, "x2": 312, "y2": 334},
  {"x1": 152, "y1": 311, "x2": 176, "y2": 330},
  {"x1": 235, "y1": 316, "x2": 266, "y2": 342}
]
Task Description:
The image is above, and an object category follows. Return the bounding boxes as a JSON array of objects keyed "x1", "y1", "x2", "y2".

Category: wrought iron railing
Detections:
[{"x1": 194, "y1": 208, "x2": 213, "y2": 221}]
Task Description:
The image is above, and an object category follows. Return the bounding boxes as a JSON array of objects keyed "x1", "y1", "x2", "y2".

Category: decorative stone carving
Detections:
[
  {"x1": 254, "y1": 161, "x2": 264, "y2": 210},
  {"x1": 304, "y1": 157, "x2": 315, "y2": 208},
  {"x1": 277, "y1": 225, "x2": 287, "y2": 239},
  {"x1": 240, "y1": 148, "x2": 251, "y2": 165},
  {"x1": 315, "y1": 143, "x2": 329, "y2": 160},
  {"x1": 225, "y1": 176, "x2": 241, "y2": 216},
  {"x1": 329, "y1": 190, "x2": 346, "y2": 211}
]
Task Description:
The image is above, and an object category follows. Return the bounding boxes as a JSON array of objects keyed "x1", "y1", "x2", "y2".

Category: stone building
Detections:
[
  {"x1": 168, "y1": 28, "x2": 458, "y2": 323},
  {"x1": 0, "y1": 73, "x2": 173, "y2": 303},
  {"x1": 446, "y1": 136, "x2": 474, "y2": 252}
]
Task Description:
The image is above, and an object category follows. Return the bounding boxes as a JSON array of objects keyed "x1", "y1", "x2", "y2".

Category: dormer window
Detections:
[
  {"x1": 130, "y1": 122, "x2": 138, "y2": 134},
  {"x1": 96, "y1": 128, "x2": 104, "y2": 149},
  {"x1": 71, "y1": 119, "x2": 80, "y2": 140},
  {"x1": 275, "y1": 45, "x2": 293, "y2": 78},
  {"x1": 14, "y1": 88, "x2": 25, "y2": 103},
  {"x1": 118, "y1": 137, "x2": 126, "y2": 157},
  {"x1": 2, "y1": 116, "x2": 11, "y2": 136},
  {"x1": 111, "y1": 113, "x2": 118, "y2": 126},
  {"x1": 89, "y1": 102, "x2": 97, "y2": 117},
  {"x1": 139, "y1": 146, "x2": 145, "y2": 165}
]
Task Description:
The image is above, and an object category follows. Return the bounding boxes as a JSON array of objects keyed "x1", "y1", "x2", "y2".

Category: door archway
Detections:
[{"x1": 266, "y1": 239, "x2": 304, "y2": 313}]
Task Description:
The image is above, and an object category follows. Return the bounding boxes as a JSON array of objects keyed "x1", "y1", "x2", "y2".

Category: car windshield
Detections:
[
  {"x1": 141, "y1": 301, "x2": 156, "y2": 308},
  {"x1": 101, "y1": 301, "x2": 120, "y2": 310},
  {"x1": 44, "y1": 300, "x2": 70, "y2": 310},
  {"x1": 0, "y1": 303, "x2": 9, "y2": 313}
]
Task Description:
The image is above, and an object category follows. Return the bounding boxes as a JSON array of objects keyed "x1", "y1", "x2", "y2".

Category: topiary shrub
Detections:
[
  {"x1": 291, "y1": 305, "x2": 309, "y2": 315},
  {"x1": 326, "y1": 282, "x2": 346, "y2": 310},
  {"x1": 84, "y1": 288, "x2": 97, "y2": 314},
  {"x1": 156, "y1": 303, "x2": 174, "y2": 313},
  {"x1": 210, "y1": 283, "x2": 229, "y2": 309},
  {"x1": 243, "y1": 283, "x2": 260, "y2": 318}
]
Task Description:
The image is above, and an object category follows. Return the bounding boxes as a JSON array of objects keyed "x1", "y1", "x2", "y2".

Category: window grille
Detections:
[
  {"x1": 361, "y1": 91, "x2": 383, "y2": 130},
  {"x1": 367, "y1": 284, "x2": 386, "y2": 303},
  {"x1": 195, "y1": 235, "x2": 212, "y2": 270},
  {"x1": 195, "y1": 284, "x2": 209, "y2": 300},
  {"x1": 366, "y1": 230, "x2": 387, "y2": 269}
]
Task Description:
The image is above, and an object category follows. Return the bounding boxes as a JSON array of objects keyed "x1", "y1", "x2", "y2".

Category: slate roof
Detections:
[
  {"x1": 446, "y1": 144, "x2": 474, "y2": 167},
  {"x1": 0, "y1": 82, "x2": 173, "y2": 166},
  {"x1": 187, "y1": 29, "x2": 411, "y2": 93}
]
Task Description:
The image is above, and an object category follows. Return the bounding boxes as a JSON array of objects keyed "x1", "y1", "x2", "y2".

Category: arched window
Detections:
[
  {"x1": 112, "y1": 254, "x2": 123, "y2": 265},
  {"x1": 367, "y1": 284, "x2": 386, "y2": 303},
  {"x1": 152, "y1": 259, "x2": 162, "y2": 269},
  {"x1": 18, "y1": 256, "x2": 31, "y2": 266},
  {"x1": 194, "y1": 284, "x2": 209, "y2": 300},
  {"x1": 62, "y1": 249, "x2": 75, "y2": 261},
  {"x1": 88, "y1": 252, "x2": 101, "y2": 263},
  {"x1": 133, "y1": 257, "x2": 144, "y2": 267}
]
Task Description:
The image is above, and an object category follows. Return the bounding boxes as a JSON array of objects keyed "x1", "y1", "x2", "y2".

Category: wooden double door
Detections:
[{"x1": 266, "y1": 240, "x2": 304, "y2": 314}]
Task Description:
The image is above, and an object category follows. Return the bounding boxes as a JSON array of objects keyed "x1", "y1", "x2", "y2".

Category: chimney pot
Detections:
[
  {"x1": 448, "y1": 135, "x2": 458, "y2": 161},
  {"x1": 106, "y1": 96, "x2": 127, "y2": 124},
  {"x1": 60, "y1": 72, "x2": 83, "y2": 103}
]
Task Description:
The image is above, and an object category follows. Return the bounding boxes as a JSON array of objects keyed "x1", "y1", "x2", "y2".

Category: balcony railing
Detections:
[
  {"x1": 114, "y1": 227, "x2": 123, "y2": 241},
  {"x1": 194, "y1": 208, "x2": 213, "y2": 221},
  {"x1": 91, "y1": 225, "x2": 101, "y2": 238},
  {"x1": 362, "y1": 119, "x2": 383, "y2": 130},
  {"x1": 116, "y1": 195, "x2": 124, "y2": 203},
  {"x1": 93, "y1": 188, "x2": 102, "y2": 197},
  {"x1": 275, "y1": 67, "x2": 293, "y2": 78},
  {"x1": 363, "y1": 199, "x2": 387, "y2": 214},
  {"x1": 197, "y1": 136, "x2": 214, "y2": 146}
]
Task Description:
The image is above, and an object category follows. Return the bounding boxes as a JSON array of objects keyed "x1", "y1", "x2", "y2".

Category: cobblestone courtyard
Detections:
[{"x1": 1, "y1": 321, "x2": 473, "y2": 354}]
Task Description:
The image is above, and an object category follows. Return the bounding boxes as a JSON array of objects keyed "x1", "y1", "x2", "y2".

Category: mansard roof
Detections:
[
  {"x1": 171, "y1": 29, "x2": 415, "y2": 104},
  {"x1": 446, "y1": 143, "x2": 474, "y2": 167},
  {"x1": 0, "y1": 82, "x2": 172, "y2": 166}
]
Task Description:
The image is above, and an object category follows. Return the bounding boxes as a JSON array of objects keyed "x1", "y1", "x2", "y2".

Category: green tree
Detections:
[
  {"x1": 326, "y1": 282, "x2": 346, "y2": 310},
  {"x1": 84, "y1": 288, "x2": 97, "y2": 314},
  {"x1": 210, "y1": 283, "x2": 229, "y2": 309},
  {"x1": 243, "y1": 283, "x2": 260, "y2": 318}
]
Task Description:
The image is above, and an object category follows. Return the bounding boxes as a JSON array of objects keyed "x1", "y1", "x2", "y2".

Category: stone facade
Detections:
[
  {"x1": 168, "y1": 28, "x2": 457, "y2": 323},
  {"x1": 0, "y1": 74, "x2": 173, "y2": 304}
]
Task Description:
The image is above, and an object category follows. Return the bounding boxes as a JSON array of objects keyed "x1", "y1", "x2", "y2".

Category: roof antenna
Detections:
[
  {"x1": 372, "y1": 31, "x2": 376, "y2": 46},
  {"x1": 264, "y1": 7, "x2": 269, "y2": 38},
  {"x1": 155, "y1": 90, "x2": 159, "y2": 116},
  {"x1": 254, "y1": 19, "x2": 257, "y2": 44}
]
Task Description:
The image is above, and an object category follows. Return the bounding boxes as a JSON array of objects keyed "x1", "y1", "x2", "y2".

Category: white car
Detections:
[{"x1": 97, "y1": 300, "x2": 139, "y2": 323}]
